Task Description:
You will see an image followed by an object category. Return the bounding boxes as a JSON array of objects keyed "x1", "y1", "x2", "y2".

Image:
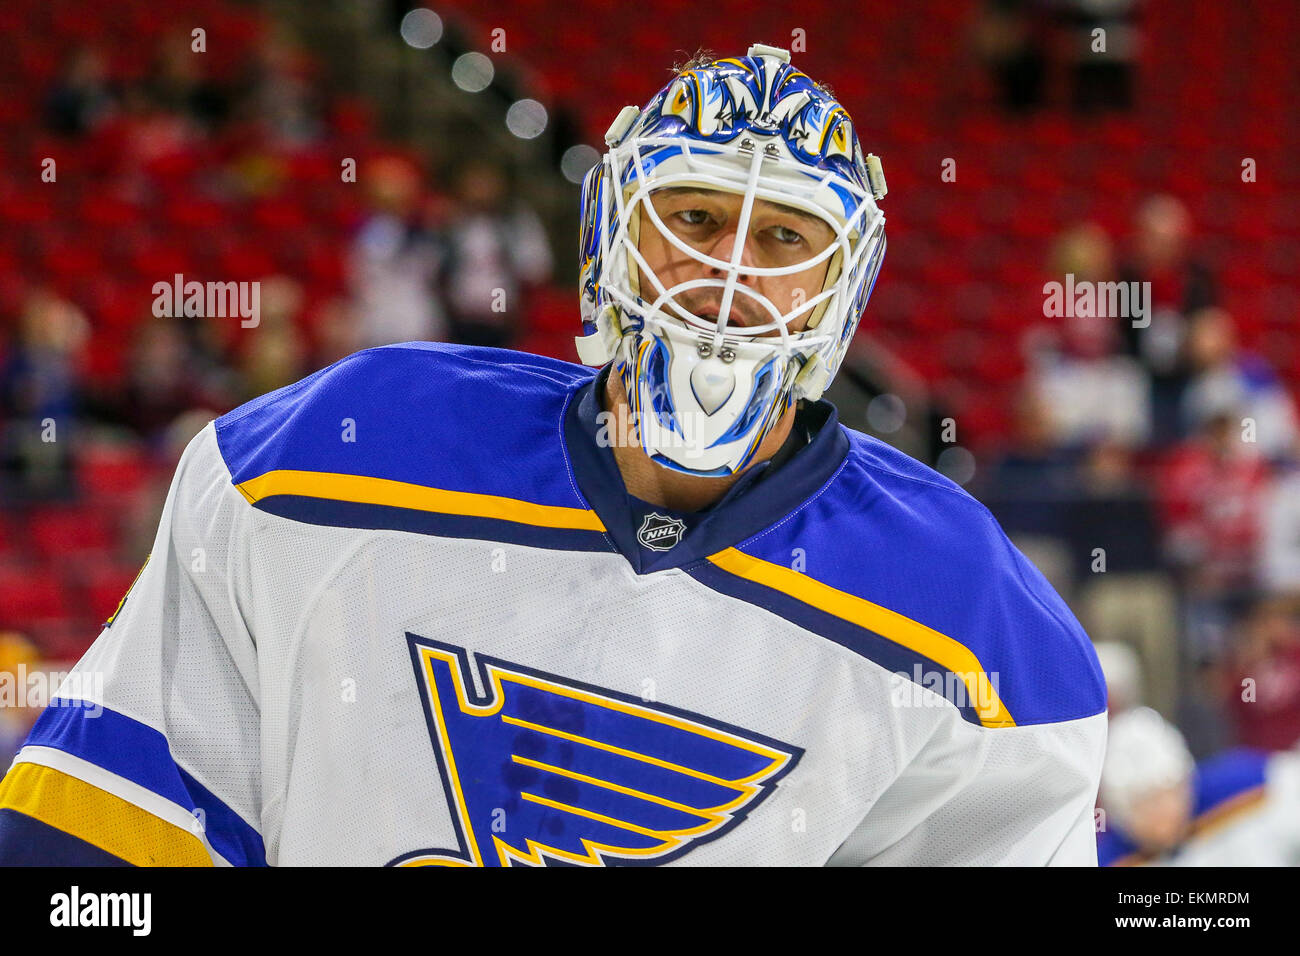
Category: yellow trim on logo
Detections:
[
  {"x1": 0, "y1": 762, "x2": 213, "y2": 866},
  {"x1": 706, "y1": 547, "x2": 1015, "y2": 728},
  {"x1": 404, "y1": 643, "x2": 794, "y2": 867},
  {"x1": 510, "y1": 754, "x2": 744, "y2": 818},
  {"x1": 234, "y1": 469, "x2": 606, "y2": 532}
]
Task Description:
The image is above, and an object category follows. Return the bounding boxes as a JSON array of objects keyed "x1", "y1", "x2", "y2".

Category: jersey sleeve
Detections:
[
  {"x1": 825, "y1": 511, "x2": 1110, "y2": 867},
  {"x1": 0, "y1": 423, "x2": 265, "y2": 866},
  {"x1": 826, "y1": 706, "x2": 1107, "y2": 866}
]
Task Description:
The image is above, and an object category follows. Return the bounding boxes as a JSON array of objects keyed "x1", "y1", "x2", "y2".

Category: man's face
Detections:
[
  {"x1": 637, "y1": 187, "x2": 836, "y2": 337},
  {"x1": 1127, "y1": 783, "x2": 1193, "y2": 855}
]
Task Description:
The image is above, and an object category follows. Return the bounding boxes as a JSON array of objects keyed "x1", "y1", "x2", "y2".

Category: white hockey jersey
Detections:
[
  {"x1": 1098, "y1": 748, "x2": 1300, "y2": 866},
  {"x1": 0, "y1": 342, "x2": 1108, "y2": 866}
]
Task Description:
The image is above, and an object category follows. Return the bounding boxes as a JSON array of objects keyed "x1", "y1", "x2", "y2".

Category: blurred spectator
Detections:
[
  {"x1": 1118, "y1": 195, "x2": 1217, "y2": 445},
  {"x1": 349, "y1": 155, "x2": 444, "y2": 348},
  {"x1": 110, "y1": 83, "x2": 203, "y2": 181},
  {"x1": 238, "y1": 276, "x2": 308, "y2": 400},
  {"x1": 440, "y1": 160, "x2": 552, "y2": 350},
  {"x1": 1094, "y1": 640, "x2": 1142, "y2": 714},
  {"x1": 1226, "y1": 597, "x2": 1300, "y2": 752},
  {"x1": 1029, "y1": 311, "x2": 1152, "y2": 449},
  {"x1": 1123, "y1": 195, "x2": 1215, "y2": 317},
  {"x1": 1051, "y1": 220, "x2": 1114, "y2": 284},
  {"x1": 1261, "y1": 452, "x2": 1300, "y2": 597},
  {"x1": 1031, "y1": 222, "x2": 1150, "y2": 444},
  {"x1": 979, "y1": 386, "x2": 1078, "y2": 531},
  {"x1": 238, "y1": 28, "x2": 323, "y2": 146},
  {"x1": 1098, "y1": 707, "x2": 1195, "y2": 863},
  {"x1": 1058, "y1": 0, "x2": 1139, "y2": 113},
  {"x1": 1069, "y1": 441, "x2": 1178, "y2": 718},
  {"x1": 146, "y1": 30, "x2": 231, "y2": 129},
  {"x1": 1159, "y1": 406, "x2": 1269, "y2": 603},
  {"x1": 111, "y1": 316, "x2": 226, "y2": 445},
  {"x1": 1158, "y1": 397, "x2": 1270, "y2": 741},
  {"x1": 1182, "y1": 307, "x2": 1299, "y2": 462},
  {"x1": 972, "y1": 0, "x2": 1049, "y2": 113},
  {"x1": 1098, "y1": 707, "x2": 1300, "y2": 866},
  {"x1": 977, "y1": 387, "x2": 1080, "y2": 595},
  {"x1": 0, "y1": 290, "x2": 90, "y2": 503},
  {"x1": 1068, "y1": 441, "x2": 1161, "y2": 580},
  {"x1": 310, "y1": 297, "x2": 363, "y2": 368},
  {"x1": 44, "y1": 47, "x2": 118, "y2": 136}
]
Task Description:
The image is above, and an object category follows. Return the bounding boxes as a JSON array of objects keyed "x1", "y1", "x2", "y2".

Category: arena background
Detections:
[{"x1": 1, "y1": 0, "x2": 1298, "y2": 853}]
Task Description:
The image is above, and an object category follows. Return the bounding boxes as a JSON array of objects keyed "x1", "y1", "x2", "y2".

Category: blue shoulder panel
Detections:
[
  {"x1": 722, "y1": 429, "x2": 1107, "y2": 727},
  {"x1": 216, "y1": 343, "x2": 594, "y2": 498},
  {"x1": 214, "y1": 343, "x2": 611, "y2": 549}
]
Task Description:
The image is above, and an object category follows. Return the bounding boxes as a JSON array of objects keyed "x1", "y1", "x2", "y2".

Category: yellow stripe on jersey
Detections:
[
  {"x1": 234, "y1": 469, "x2": 607, "y2": 532},
  {"x1": 706, "y1": 547, "x2": 1015, "y2": 728},
  {"x1": 1192, "y1": 785, "x2": 1268, "y2": 838},
  {"x1": 0, "y1": 762, "x2": 213, "y2": 866},
  {"x1": 105, "y1": 553, "x2": 150, "y2": 627}
]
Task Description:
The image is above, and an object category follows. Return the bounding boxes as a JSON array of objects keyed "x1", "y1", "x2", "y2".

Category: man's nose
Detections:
[{"x1": 706, "y1": 226, "x2": 758, "y2": 282}]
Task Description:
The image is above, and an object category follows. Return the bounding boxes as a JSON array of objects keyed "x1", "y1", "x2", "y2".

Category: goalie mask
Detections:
[{"x1": 575, "y1": 43, "x2": 887, "y2": 476}]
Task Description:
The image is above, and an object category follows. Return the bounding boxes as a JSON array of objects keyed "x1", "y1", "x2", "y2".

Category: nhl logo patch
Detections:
[{"x1": 637, "y1": 513, "x2": 686, "y2": 551}]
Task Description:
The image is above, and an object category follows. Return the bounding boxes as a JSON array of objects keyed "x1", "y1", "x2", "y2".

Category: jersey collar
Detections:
[{"x1": 562, "y1": 363, "x2": 850, "y2": 574}]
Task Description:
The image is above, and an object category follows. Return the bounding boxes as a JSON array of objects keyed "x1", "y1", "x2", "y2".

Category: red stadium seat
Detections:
[
  {"x1": 76, "y1": 443, "x2": 158, "y2": 501},
  {"x1": 81, "y1": 560, "x2": 147, "y2": 625},
  {"x1": 0, "y1": 565, "x2": 69, "y2": 627},
  {"x1": 26, "y1": 505, "x2": 117, "y2": 562}
]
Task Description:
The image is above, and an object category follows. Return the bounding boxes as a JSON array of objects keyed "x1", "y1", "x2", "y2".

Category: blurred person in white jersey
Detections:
[{"x1": 1098, "y1": 707, "x2": 1300, "y2": 865}]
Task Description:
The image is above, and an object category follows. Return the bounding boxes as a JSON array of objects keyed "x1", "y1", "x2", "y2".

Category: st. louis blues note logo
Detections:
[{"x1": 390, "y1": 634, "x2": 802, "y2": 866}]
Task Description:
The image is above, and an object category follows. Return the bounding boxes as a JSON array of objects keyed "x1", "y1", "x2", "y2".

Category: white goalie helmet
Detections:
[
  {"x1": 1100, "y1": 707, "x2": 1195, "y2": 828},
  {"x1": 574, "y1": 43, "x2": 887, "y2": 476}
]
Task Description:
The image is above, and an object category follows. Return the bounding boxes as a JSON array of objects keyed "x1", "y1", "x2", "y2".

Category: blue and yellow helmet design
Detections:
[{"x1": 575, "y1": 43, "x2": 887, "y2": 476}]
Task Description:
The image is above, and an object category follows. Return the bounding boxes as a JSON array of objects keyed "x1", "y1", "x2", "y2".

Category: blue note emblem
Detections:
[{"x1": 390, "y1": 635, "x2": 802, "y2": 866}]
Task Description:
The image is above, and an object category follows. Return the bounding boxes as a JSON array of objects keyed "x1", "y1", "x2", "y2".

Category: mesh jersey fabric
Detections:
[{"x1": 0, "y1": 342, "x2": 1107, "y2": 866}]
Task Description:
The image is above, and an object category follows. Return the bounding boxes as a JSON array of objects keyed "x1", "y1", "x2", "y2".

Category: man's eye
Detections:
[
  {"x1": 675, "y1": 209, "x2": 712, "y2": 226},
  {"x1": 769, "y1": 225, "x2": 805, "y2": 245}
]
